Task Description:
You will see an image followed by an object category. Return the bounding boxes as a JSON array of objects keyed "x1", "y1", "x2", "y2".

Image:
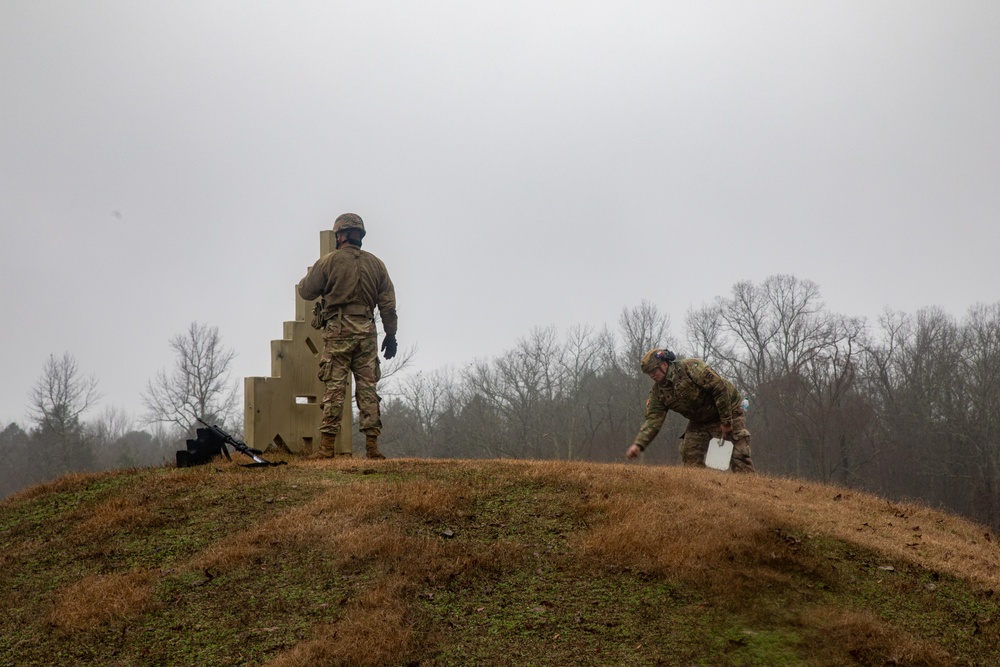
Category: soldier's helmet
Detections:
[
  {"x1": 640, "y1": 348, "x2": 675, "y2": 373},
  {"x1": 333, "y1": 213, "x2": 366, "y2": 239}
]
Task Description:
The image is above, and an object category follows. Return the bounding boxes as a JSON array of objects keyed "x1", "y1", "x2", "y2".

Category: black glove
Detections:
[{"x1": 380, "y1": 334, "x2": 397, "y2": 360}]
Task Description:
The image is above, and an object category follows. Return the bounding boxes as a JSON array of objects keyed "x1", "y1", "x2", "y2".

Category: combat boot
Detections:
[
  {"x1": 365, "y1": 435, "x2": 386, "y2": 460},
  {"x1": 307, "y1": 433, "x2": 338, "y2": 460}
]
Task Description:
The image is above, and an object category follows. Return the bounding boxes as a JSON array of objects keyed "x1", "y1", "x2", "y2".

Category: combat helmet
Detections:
[
  {"x1": 640, "y1": 348, "x2": 676, "y2": 373},
  {"x1": 333, "y1": 213, "x2": 366, "y2": 239}
]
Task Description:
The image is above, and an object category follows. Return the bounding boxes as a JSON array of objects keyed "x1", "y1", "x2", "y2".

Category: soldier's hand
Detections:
[
  {"x1": 626, "y1": 444, "x2": 643, "y2": 460},
  {"x1": 380, "y1": 334, "x2": 397, "y2": 360}
]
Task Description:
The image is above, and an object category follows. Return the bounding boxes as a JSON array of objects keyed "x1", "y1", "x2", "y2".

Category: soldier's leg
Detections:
[
  {"x1": 729, "y1": 409, "x2": 755, "y2": 472},
  {"x1": 730, "y1": 437, "x2": 755, "y2": 472},
  {"x1": 316, "y1": 339, "x2": 353, "y2": 457},
  {"x1": 351, "y1": 335, "x2": 384, "y2": 459},
  {"x1": 679, "y1": 426, "x2": 711, "y2": 467}
]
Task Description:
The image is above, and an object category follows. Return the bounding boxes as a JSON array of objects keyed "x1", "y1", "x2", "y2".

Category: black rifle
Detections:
[{"x1": 194, "y1": 418, "x2": 286, "y2": 467}]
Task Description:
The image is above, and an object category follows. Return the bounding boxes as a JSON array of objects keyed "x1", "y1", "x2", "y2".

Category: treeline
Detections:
[
  {"x1": 0, "y1": 323, "x2": 241, "y2": 499},
  {"x1": 376, "y1": 275, "x2": 1000, "y2": 532},
  {"x1": 0, "y1": 408, "x2": 178, "y2": 498},
  {"x1": 5, "y1": 276, "x2": 997, "y2": 534}
]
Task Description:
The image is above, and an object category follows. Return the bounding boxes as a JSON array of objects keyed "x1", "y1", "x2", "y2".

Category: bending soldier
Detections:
[
  {"x1": 625, "y1": 348, "x2": 755, "y2": 472},
  {"x1": 298, "y1": 213, "x2": 398, "y2": 459}
]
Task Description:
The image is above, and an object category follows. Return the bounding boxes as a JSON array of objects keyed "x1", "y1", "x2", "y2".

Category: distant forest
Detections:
[
  {"x1": 0, "y1": 323, "x2": 238, "y2": 499},
  {"x1": 376, "y1": 274, "x2": 1000, "y2": 533},
  {"x1": 3, "y1": 275, "x2": 999, "y2": 534}
]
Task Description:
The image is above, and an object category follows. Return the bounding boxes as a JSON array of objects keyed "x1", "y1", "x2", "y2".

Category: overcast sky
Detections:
[{"x1": 2, "y1": 1, "x2": 998, "y2": 427}]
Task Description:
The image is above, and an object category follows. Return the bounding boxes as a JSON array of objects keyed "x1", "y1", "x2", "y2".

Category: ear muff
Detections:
[{"x1": 641, "y1": 348, "x2": 676, "y2": 373}]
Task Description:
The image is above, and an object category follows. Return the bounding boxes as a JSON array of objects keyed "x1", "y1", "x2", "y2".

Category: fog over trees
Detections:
[
  {"x1": 375, "y1": 275, "x2": 1000, "y2": 532},
  {"x1": 3, "y1": 278, "x2": 1000, "y2": 534},
  {"x1": 0, "y1": 323, "x2": 240, "y2": 500}
]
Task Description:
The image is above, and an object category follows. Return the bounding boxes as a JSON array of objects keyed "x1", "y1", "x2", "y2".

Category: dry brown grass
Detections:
[
  {"x1": 186, "y1": 463, "x2": 528, "y2": 578},
  {"x1": 578, "y1": 471, "x2": 767, "y2": 575},
  {"x1": 184, "y1": 475, "x2": 464, "y2": 575},
  {"x1": 49, "y1": 569, "x2": 158, "y2": 631},
  {"x1": 563, "y1": 461, "x2": 1000, "y2": 591},
  {"x1": 70, "y1": 493, "x2": 162, "y2": 543},
  {"x1": 297, "y1": 458, "x2": 999, "y2": 595},
  {"x1": 800, "y1": 606, "x2": 952, "y2": 666},
  {"x1": 264, "y1": 576, "x2": 413, "y2": 667},
  {"x1": 180, "y1": 461, "x2": 531, "y2": 664},
  {"x1": 514, "y1": 459, "x2": 995, "y2": 665},
  {"x1": 717, "y1": 470, "x2": 1000, "y2": 589},
  {"x1": 12, "y1": 457, "x2": 1000, "y2": 665}
]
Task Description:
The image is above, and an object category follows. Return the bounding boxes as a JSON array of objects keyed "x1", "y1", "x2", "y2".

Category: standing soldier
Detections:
[
  {"x1": 298, "y1": 213, "x2": 397, "y2": 459},
  {"x1": 625, "y1": 349, "x2": 755, "y2": 472}
]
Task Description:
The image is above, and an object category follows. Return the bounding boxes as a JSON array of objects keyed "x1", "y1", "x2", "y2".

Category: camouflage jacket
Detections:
[
  {"x1": 631, "y1": 357, "x2": 742, "y2": 450},
  {"x1": 298, "y1": 245, "x2": 397, "y2": 336}
]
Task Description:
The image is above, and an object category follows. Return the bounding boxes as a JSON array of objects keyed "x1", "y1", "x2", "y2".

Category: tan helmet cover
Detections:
[{"x1": 333, "y1": 212, "x2": 366, "y2": 239}]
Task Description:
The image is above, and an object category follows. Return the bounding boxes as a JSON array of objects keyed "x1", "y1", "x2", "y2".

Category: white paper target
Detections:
[{"x1": 705, "y1": 438, "x2": 734, "y2": 471}]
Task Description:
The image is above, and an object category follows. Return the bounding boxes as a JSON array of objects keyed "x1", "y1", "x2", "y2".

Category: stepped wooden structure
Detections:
[{"x1": 244, "y1": 230, "x2": 353, "y2": 456}]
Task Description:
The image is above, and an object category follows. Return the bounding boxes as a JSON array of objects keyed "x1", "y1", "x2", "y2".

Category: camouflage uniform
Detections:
[
  {"x1": 632, "y1": 356, "x2": 755, "y2": 472},
  {"x1": 298, "y1": 242, "x2": 397, "y2": 455}
]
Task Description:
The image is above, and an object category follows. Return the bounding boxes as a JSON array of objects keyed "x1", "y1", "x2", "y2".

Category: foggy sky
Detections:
[{"x1": 2, "y1": 1, "x2": 999, "y2": 426}]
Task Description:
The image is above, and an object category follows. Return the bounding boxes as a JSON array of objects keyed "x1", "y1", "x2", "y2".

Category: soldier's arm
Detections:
[
  {"x1": 376, "y1": 266, "x2": 398, "y2": 336},
  {"x1": 630, "y1": 388, "x2": 668, "y2": 451},
  {"x1": 298, "y1": 257, "x2": 329, "y2": 301}
]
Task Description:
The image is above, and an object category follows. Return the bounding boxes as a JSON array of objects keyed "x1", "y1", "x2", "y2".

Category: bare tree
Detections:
[
  {"x1": 685, "y1": 303, "x2": 727, "y2": 365},
  {"x1": 698, "y1": 275, "x2": 827, "y2": 389},
  {"x1": 28, "y1": 352, "x2": 101, "y2": 474},
  {"x1": 618, "y1": 301, "x2": 672, "y2": 368},
  {"x1": 384, "y1": 368, "x2": 456, "y2": 457},
  {"x1": 786, "y1": 314, "x2": 875, "y2": 483},
  {"x1": 373, "y1": 318, "x2": 418, "y2": 394},
  {"x1": 142, "y1": 322, "x2": 239, "y2": 434},
  {"x1": 958, "y1": 303, "x2": 1000, "y2": 527},
  {"x1": 549, "y1": 325, "x2": 608, "y2": 460},
  {"x1": 87, "y1": 406, "x2": 137, "y2": 469},
  {"x1": 89, "y1": 406, "x2": 134, "y2": 444},
  {"x1": 29, "y1": 353, "x2": 101, "y2": 441},
  {"x1": 684, "y1": 276, "x2": 876, "y2": 480},
  {"x1": 861, "y1": 307, "x2": 971, "y2": 519},
  {"x1": 462, "y1": 328, "x2": 558, "y2": 459}
]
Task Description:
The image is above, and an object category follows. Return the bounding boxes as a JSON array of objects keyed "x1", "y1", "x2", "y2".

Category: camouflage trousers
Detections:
[
  {"x1": 679, "y1": 408, "x2": 755, "y2": 472},
  {"x1": 317, "y1": 332, "x2": 382, "y2": 441}
]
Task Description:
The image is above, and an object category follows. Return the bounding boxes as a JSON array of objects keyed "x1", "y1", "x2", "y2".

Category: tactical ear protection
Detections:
[{"x1": 640, "y1": 347, "x2": 677, "y2": 373}]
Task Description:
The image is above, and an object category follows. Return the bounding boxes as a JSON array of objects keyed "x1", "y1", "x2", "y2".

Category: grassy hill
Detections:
[{"x1": 2, "y1": 457, "x2": 999, "y2": 667}]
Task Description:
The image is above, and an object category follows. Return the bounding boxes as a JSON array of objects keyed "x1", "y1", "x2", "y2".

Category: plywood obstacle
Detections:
[{"x1": 244, "y1": 230, "x2": 353, "y2": 456}]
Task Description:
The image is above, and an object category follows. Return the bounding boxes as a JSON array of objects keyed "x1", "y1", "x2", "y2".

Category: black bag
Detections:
[{"x1": 176, "y1": 428, "x2": 226, "y2": 467}]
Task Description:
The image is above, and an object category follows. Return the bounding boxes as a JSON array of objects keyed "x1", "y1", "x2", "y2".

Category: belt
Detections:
[{"x1": 328, "y1": 303, "x2": 373, "y2": 318}]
